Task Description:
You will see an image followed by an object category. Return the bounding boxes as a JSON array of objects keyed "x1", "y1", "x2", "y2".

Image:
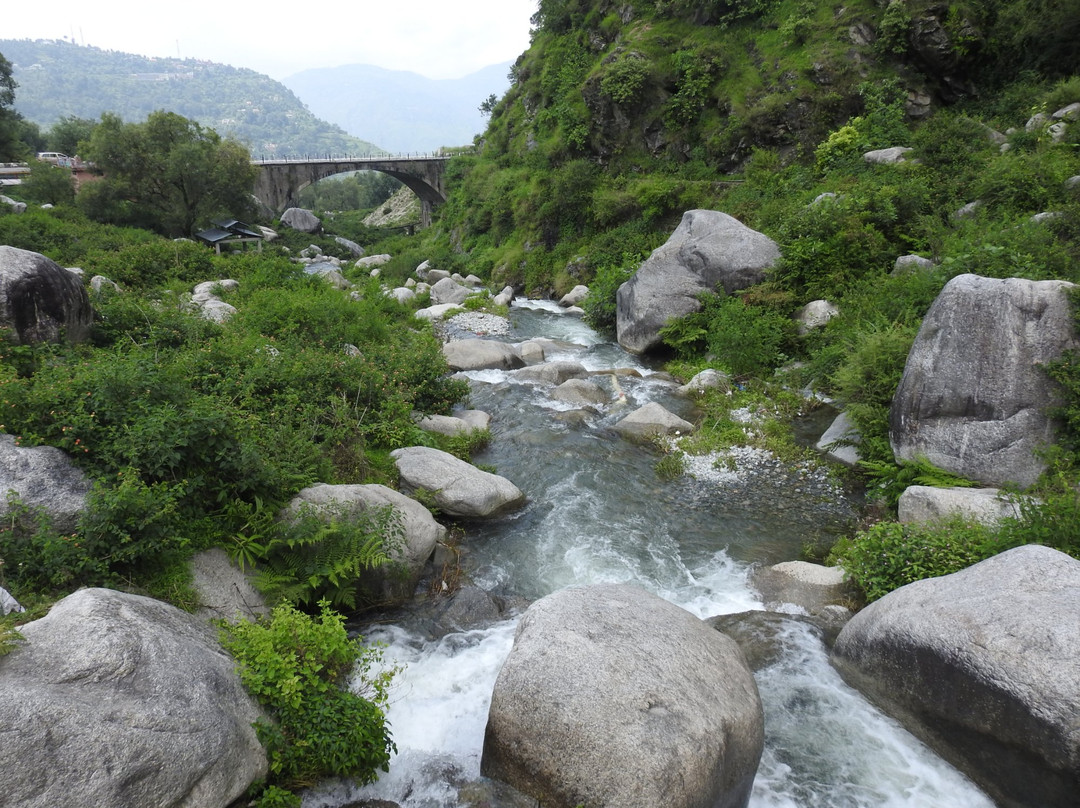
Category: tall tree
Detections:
[
  {"x1": 0, "y1": 51, "x2": 25, "y2": 162},
  {"x1": 79, "y1": 110, "x2": 258, "y2": 236}
]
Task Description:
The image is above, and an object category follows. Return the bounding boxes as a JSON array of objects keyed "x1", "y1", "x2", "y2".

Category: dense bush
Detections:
[{"x1": 219, "y1": 601, "x2": 397, "y2": 799}]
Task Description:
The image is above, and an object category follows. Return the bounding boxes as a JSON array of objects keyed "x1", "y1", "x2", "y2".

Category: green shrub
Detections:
[
  {"x1": 661, "y1": 293, "x2": 792, "y2": 377},
  {"x1": 600, "y1": 55, "x2": 652, "y2": 107},
  {"x1": 582, "y1": 254, "x2": 641, "y2": 334},
  {"x1": 828, "y1": 518, "x2": 1012, "y2": 602},
  {"x1": 219, "y1": 601, "x2": 398, "y2": 795}
]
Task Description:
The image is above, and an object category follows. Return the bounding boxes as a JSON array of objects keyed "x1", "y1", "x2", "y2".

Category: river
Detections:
[{"x1": 304, "y1": 299, "x2": 993, "y2": 808}]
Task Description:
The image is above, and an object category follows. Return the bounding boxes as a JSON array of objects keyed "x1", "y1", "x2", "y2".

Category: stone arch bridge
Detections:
[{"x1": 251, "y1": 154, "x2": 452, "y2": 227}]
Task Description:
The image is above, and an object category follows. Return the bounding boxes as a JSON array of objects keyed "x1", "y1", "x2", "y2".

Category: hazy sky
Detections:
[{"x1": 4, "y1": 0, "x2": 538, "y2": 79}]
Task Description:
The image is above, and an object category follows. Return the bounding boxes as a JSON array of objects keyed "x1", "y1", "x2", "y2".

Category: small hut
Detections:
[{"x1": 195, "y1": 219, "x2": 264, "y2": 254}]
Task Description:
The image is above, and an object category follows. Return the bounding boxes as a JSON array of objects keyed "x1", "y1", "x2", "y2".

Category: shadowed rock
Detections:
[{"x1": 0, "y1": 246, "x2": 93, "y2": 344}]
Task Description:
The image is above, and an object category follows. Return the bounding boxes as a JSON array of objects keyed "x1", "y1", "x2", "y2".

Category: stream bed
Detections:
[{"x1": 305, "y1": 300, "x2": 993, "y2": 808}]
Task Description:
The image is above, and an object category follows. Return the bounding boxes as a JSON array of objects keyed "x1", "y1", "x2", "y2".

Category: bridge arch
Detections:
[{"x1": 252, "y1": 156, "x2": 451, "y2": 227}]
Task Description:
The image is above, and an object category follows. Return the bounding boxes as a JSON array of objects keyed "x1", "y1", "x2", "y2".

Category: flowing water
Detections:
[{"x1": 304, "y1": 300, "x2": 993, "y2": 808}]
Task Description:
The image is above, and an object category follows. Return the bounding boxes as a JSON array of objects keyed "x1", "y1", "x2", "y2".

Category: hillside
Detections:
[
  {"x1": 282, "y1": 61, "x2": 513, "y2": 153},
  {"x1": 428, "y1": 0, "x2": 1079, "y2": 294},
  {"x1": 0, "y1": 38, "x2": 382, "y2": 157}
]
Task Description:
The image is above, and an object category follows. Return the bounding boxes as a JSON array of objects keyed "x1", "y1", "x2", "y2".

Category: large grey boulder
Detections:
[
  {"x1": 558, "y1": 284, "x2": 589, "y2": 307},
  {"x1": 0, "y1": 246, "x2": 93, "y2": 344},
  {"x1": 616, "y1": 210, "x2": 780, "y2": 354},
  {"x1": 285, "y1": 483, "x2": 446, "y2": 603},
  {"x1": 334, "y1": 235, "x2": 365, "y2": 257},
  {"x1": 832, "y1": 545, "x2": 1080, "y2": 808},
  {"x1": 863, "y1": 146, "x2": 914, "y2": 164},
  {"x1": 443, "y1": 339, "x2": 524, "y2": 371},
  {"x1": 430, "y1": 276, "x2": 471, "y2": 306},
  {"x1": 890, "y1": 274, "x2": 1080, "y2": 488},
  {"x1": 510, "y1": 360, "x2": 588, "y2": 385},
  {"x1": 483, "y1": 584, "x2": 764, "y2": 808},
  {"x1": 613, "y1": 401, "x2": 694, "y2": 441},
  {"x1": 897, "y1": 485, "x2": 1022, "y2": 526},
  {"x1": 391, "y1": 446, "x2": 525, "y2": 519},
  {"x1": 0, "y1": 434, "x2": 91, "y2": 533},
  {"x1": 280, "y1": 207, "x2": 321, "y2": 233},
  {"x1": 551, "y1": 377, "x2": 610, "y2": 407},
  {"x1": 0, "y1": 588, "x2": 266, "y2": 808}
]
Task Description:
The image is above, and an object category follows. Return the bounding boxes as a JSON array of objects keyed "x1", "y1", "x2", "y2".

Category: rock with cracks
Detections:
[
  {"x1": 890, "y1": 273, "x2": 1079, "y2": 488},
  {"x1": 483, "y1": 583, "x2": 764, "y2": 808},
  {"x1": 616, "y1": 210, "x2": 779, "y2": 354},
  {"x1": 0, "y1": 588, "x2": 266, "y2": 808},
  {"x1": 832, "y1": 545, "x2": 1080, "y2": 808},
  {"x1": 391, "y1": 446, "x2": 525, "y2": 519}
]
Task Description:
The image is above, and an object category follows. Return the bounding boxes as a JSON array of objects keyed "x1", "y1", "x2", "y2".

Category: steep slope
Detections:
[{"x1": 0, "y1": 38, "x2": 382, "y2": 156}]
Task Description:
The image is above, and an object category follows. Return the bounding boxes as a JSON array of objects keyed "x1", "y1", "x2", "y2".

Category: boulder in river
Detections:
[
  {"x1": 551, "y1": 377, "x2": 610, "y2": 408},
  {"x1": 613, "y1": 401, "x2": 694, "y2": 441},
  {"x1": 391, "y1": 446, "x2": 525, "y2": 519},
  {"x1": 510, "y1": 360, "x2": 588, "y2": 385},
  {"x1": 443, "y1": 339, "x2": 525, "y2": 371},
  {"x1": 832, "y1": 545, "x2": 1080, "y2": 808},
  {"x1": 890, "y1": 274, "x2": 1080, "y2": 488},
  {"x1": 749, "y1": 560, "x2": 854, "y2": 615},
  {"x1": 483, "y1": 583, "x2": 764, "y2": 808},
  {"x1": 0, "y1": 246, "x2": 94, "y2": 344},
  {"x1": 0, "y1": 588, "x2": 266, "y2": 808},
  {"x1": 615, "y1": 210, "x2": 780, "y2": 354}
]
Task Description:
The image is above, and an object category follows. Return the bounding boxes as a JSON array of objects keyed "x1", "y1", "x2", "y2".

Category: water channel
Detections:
[{"x1": 306, "y1": 299, "x2": 993, "y2": 808}]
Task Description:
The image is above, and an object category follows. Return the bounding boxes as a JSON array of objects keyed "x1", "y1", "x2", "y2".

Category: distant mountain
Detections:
[
  {"x1": 280, "y1": 62, "x2": 513, "y2": 153},
  {"x1": 0, "y1": 39, "x2": 382, "y2": 157}
]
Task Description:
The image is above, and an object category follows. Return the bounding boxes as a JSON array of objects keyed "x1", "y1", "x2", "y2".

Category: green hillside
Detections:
[
  {"x1": 428, "y1": 0, "x2": 1079, "y2": 295},
  {"x1": 0, "y1": 38, "x2": 382, "y2": 157}
]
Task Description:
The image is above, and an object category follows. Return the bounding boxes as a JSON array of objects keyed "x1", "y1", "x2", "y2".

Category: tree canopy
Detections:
[
  {"x1": 0, "y1": 51, "x2": 24, "y2": 161},
  {"x1": 79, "y1": 110, "x2": 258, "y2": 237}
]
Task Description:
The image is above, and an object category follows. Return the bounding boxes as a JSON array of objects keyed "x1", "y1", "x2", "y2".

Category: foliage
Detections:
[
  {"x1": 219, "y1": 601, "x2": 398, "y2": 795},
  {"x1": 599, "y1": 55, "x2": 652, "y2": 108},
  {"x1": 298, "y1": 171, "x2": 402, "y2": 213},
  {"x1": 876, "y1": 0, "x2": 912, "y2": 55},
  {"x1": 79, "y1": 110, "x2": 258, "y2": 237},
  {"x1": 0, "y1": 50, "x2": 24, "y2": 162},
  {"x1": 581, "y1": 253, "x2": 642, "y2": 334},
  {"x1": 661, "y1": 292, "x2": 792, "y2": 377},
  {"x1": 828, "y1": 518, "x2": 1011, "y2": 602},
  {"x1": 254, "y1": 505, "x2": 401, "y2": 610},
  {"x1": 19, "y1": 162, "x2": 76, "y2": 205}
]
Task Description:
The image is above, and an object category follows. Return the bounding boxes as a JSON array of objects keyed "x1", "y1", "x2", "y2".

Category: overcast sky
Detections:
[{"x1": 4, "y1": 0, "x2": 538, "y2": 80}]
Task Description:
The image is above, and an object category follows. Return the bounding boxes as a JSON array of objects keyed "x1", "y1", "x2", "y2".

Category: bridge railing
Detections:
[{"x1": 251, "y1": 149, "x2": 474, "y2": 165}]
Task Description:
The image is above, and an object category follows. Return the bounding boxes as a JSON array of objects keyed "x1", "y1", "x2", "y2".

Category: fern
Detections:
[
  {"x1": 256, "y1": 505, "x2": 402, "y2": 609},
  {"x1": 860, "y1": 456, "x2": 976, "y2": 508}
]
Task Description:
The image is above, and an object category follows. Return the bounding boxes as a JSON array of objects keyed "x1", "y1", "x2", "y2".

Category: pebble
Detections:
[{"x1": 444, "y1": 312, "x2": 512, "y2": 339}]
